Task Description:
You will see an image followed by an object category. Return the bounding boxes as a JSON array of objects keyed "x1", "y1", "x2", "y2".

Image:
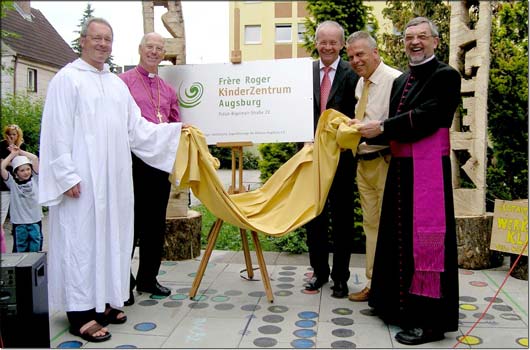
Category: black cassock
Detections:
[{"x1": 369, "y1": 58, "x2": 461, "y2": 333}]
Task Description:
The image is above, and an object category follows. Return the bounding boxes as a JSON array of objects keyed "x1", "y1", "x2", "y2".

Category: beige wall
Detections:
[
  {"x1": 229, "y1": 1, "x2": 311, "y2": 62},
  {"x1": 1, "y1": 55, "x2": 59, "y2": 100}
]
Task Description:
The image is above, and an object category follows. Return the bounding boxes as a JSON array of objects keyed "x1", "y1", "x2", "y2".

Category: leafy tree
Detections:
[
  {"x1": 380, "y1": 1, "x2": 451, "y2": 70},
  {"x1": 1, "y1": 94, "x2": 44, "y2": 155},
  {"x1": 1, "y1": 1, "x2": 17, "y2": 74},
  {"x1": 71, "y1": 2, "x2": 118, "y2": 72},
  {"x1": 486, "y1": 1, "x2": 528, "y2": 208},
  {"x1": 302, "y1": 0, "x2": 372, "y2": 58}
]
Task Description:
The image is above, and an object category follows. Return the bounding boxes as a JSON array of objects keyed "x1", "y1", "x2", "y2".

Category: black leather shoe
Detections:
[
  {"x1": 304, "y1": 277, "x2": 328, "y2": 291},
  {"x1": 395, "y1": 328, "x2": 444, "y2": 345},
  {"x1": 124, "y1": 289, "x2": 135, "y2": 306},
  {"x1": 136, "y1": 281, "x2": 171, "y2": 296},
  {"x1": 331, "y1": 281, "x2": 349, "y2": 298}
]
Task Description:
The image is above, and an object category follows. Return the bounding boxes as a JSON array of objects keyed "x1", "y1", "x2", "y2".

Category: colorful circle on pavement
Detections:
[
  {"x1": 161, "y1": 261, "x2": 177, "y2": 266},
  {"x1": 170, "y1": 293, "x2": 188, "y2": 300},
  {"x1": 134, "y1": 322, "x2": 157, "y2": 332},
  {"x1": 191, "y1": 295, "x2": 207, "y2": 301},
  {"x1": 291, "y1": 338, "x2": 315, "y2": 348},
  {"x1": 304, "y1": 272, "x2": 314, "y2": 278},
  {"x1": 298, "y1": 311, "x2": 318, "y2": 319},
  {"x1": 241, "y1": 304, "x2": 261, "y2": 311},
  {"x1": 459, "y1": 296, "x2": 477, "y2": 302},
  {"x1": 253, "y1": 337, "x2": 277, "y2": 347},
  {"x1": 293, "y1": 329, "x2": 317, "y2": 338},
  {"x1": 516, "y1": 337, "x2": 528, "y2": 347},
  {"x1": 484, "y1": 296, "x2": 503, "y2": 303},
  {"x1": 176, "y1": 287, "x2": 191, "y2": 293},
  {"x1": 115, "y1": 345, "x2": 138, "y2": 349},
  {"x1": 157, "y1": 270, "x2": 166, "y2": 276},
  {"x1": 331, "y1": 317, "x2": 354, "y2": 326},
  {"x1": 258, "y1": 325, "x2": 282, "y2": 334},
  {"x1": 301, "y1": 289, "x2": 319, "y2": 295},
  {"x1": 269, "y1": 305, "x2": 289, "y2": 313},
  {"x1": 249, "y1": 291, "x2": 267, "y2": 297},
  {"x1": 214, "y1": 303, "x2": 235, "y2": 310},
  {"x1": 332, "y1": 328, "x2": 354, "y2": 337},
  {"x1": 263, "y1": 314, "x2": 284, "y2": 323},
  {"x1": 282, "y1": 266, "x2": 297, "y2": 270},
  {"x1": 460, "y1": 270, "x2": 474, "y2": 275},
  {"x1": 279, "y1": 271, "x2": 296, "y2": 276},
  {"x1": 225, "y1": 290, "x2": 243, "y2": 296},
  {"x1": 163, "y1": 301, "x2": 182, "y2": 308},
  {"x1": 457, "y1": 334, "x2": 482, "y2": 345},
  {"x1": 295, "y1": 319, "x2": 316, "y2": 328},
  {"x1": 138, "y1": 300, "x2": 158, "y2": 306},
  {"x1": 187, "y1": 272, "x2": 197, "y2": 277},
  {"x1": 188, "y1": 302, "x2": 209, "y2": 309},
  {"x1": 150, "y1": 294, "x2": 168, "y2": 300},
  {"x1": 469, "y1": 281, "x2": 488, "y2": 287},
  {"x1": 331, "y1": 340, "x2": 355, "y2": 348},
  {"x1": 460, "y1": 304, "x2": 478, "y2": 311},
  {"x1": 332, "y1": 308, "x2": 353, "y2": 315},
  {"x1": 500, "y1": 313, "x2": 522, "y2": 321},
  {"x1": 211, "y1": 295, "x2": 229, "y2": 302},
  {"x1": 275, "y1": 290, "x2": 293, "y2": 297},
  {"x1": 57, "y1": 340, "x2": 82, "y2": 348}
]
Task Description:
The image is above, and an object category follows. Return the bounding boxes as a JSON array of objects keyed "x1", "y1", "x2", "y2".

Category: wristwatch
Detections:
[{"x1": 379, "y1": 121, "x2": 384, "y2": 133}]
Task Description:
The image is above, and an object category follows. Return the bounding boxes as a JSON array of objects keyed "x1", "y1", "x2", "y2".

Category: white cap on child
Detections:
[{"x1": 11, "y1": 155, "x2": 31, "y2": 171}]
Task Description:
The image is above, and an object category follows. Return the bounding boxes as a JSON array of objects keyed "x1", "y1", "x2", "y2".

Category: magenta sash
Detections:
[{"x1": 390, "y1": 128, "x2": 450, "y2": 298}]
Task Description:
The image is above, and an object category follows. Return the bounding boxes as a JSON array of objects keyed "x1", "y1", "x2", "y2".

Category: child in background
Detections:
[{"x1": 0, "y1": 146, "x2": 43, "y2": 252}]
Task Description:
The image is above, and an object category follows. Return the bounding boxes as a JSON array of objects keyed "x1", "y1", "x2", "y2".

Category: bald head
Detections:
[{"x1": 138, "y1": 32, "x2": 165, "y2": 74}]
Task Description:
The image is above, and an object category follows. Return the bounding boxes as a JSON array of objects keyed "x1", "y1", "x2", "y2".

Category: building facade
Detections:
[
  {"x1": 229, "y1": 1, "x2": 392, "y2": 62},
  {"x1": 1, "y1": 1, "x2": 77, "y2": 100}
]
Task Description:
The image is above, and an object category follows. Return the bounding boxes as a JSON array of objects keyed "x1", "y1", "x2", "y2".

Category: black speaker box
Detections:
[{"x1": 0, "y1": 252, "x2": 50, "y2": 348}]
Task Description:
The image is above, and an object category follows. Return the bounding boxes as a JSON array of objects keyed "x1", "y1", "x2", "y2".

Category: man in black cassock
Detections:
[{"x1": 356, "y1": 17, "x2": 461, "y2": 346}]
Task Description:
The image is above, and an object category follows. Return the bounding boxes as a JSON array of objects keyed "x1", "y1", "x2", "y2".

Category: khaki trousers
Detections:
[{"x1": 356, "y1": 154, "x2": 390, "y2": 288}]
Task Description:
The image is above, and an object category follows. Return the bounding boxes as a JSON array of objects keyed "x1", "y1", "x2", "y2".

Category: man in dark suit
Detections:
[{"x1": 304, "y1": 20, "x2": 359, "y2": 298}]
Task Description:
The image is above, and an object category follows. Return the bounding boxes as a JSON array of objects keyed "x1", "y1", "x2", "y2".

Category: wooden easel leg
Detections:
[
  {"x1": 240, "y1": 229, "x2": 254, "y2": 279},
  {"x1": 251, "y1": 231, "x2": 274, "y2": 303},
  {"x1": 189, "y1": 218, "x2": 223, "y2": 299}
]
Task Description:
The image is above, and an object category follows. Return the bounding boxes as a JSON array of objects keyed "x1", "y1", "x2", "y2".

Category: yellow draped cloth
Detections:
[{"x1": 169, "y1": 109, "x2": 361, "y2": 237}]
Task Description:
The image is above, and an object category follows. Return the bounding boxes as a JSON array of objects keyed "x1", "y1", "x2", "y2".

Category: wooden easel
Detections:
[{"x1": 188, "y1": 142, "x2": 274, "y2": 303}]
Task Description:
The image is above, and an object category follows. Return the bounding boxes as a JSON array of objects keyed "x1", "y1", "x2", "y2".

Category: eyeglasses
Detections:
[
  {"x1": 86, "y1": 35, "x2": 113, "y2": 44},
  {"x1": 145, "y1": 45, "x2": 165, "y2": 53},
  {"x1": 403, "y1": 34, "x2": 433, "y2": 42},
  {"x1": 317, "y1": 40, "x2": 341, "y2": 47}
]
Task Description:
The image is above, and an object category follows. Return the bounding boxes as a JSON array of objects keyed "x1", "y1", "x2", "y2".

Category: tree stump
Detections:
[
  {"x1": 510, "y1": 255, "x2": 528, "y2": 280},
  {"x1": 456, "y1": 214, "x2": 504, "y2": 269},
  {"x1": 163, "y1": 210, "x2": 202, "y2": 261}
]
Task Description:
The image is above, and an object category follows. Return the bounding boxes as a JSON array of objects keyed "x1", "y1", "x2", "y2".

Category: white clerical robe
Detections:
[{"x1": 39, "y1": 59, "x2": 182, "y2": 313}]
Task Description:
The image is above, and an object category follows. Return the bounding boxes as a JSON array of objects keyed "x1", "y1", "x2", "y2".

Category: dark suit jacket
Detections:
[{"x1": 312, "y1": 59, "x2": 358, "y2": 131}]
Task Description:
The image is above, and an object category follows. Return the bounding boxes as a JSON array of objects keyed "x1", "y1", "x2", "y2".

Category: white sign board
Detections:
[{"x1": 159, "y1": 58, "x2": 314, "y2": 145}]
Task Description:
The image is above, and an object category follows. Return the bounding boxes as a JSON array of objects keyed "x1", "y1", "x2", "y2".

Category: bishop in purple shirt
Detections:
[{"x1": 119, "y1": 32, "x2": 180, "y2": 304}]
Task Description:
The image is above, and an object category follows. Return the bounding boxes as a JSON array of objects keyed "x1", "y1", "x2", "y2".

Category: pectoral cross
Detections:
[{"x1": 157, "y1": 111, "x2": 164, "y2": 123}]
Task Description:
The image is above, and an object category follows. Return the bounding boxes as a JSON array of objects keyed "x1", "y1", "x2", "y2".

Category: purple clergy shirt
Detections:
[{"x1": 119, "y1": 65, "x2": 180, "y2": 123}]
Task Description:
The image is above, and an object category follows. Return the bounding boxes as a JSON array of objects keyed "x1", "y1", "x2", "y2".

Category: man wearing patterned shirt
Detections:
[{"x1": 120, "y1": 32, "x2": 180, "y2": 304}]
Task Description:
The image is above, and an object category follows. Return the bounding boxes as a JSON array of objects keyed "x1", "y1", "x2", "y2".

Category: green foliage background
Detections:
[
  {"x1": 1, "y1": 94, "x2": 44, "y2": 155},
  {"x1": 486, "y1": 1, "x2": 528, "y2": 208}
]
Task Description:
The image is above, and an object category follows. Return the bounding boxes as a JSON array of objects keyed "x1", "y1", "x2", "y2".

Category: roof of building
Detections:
[{"x1": 2, "y1": 5, "x2": 78, "y2": 69}]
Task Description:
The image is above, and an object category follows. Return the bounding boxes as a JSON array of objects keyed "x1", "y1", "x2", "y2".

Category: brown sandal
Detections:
[
  {"x1": 69, "y1": 320, "x2": 111, "y2": 343},
  {"x1": 104, "y1": 306, "x2": 127, "y2": 324}
]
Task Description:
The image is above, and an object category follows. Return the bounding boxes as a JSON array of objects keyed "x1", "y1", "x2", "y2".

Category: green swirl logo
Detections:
[{"x1": 178, "y1": 81, "x2": 204, "y2": 108}]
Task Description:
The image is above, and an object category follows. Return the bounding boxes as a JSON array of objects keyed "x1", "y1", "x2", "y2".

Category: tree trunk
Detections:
[
  {"x1": 456, "y1": 214, "x2": 504, "y2": 269},
  {"x1": 163, "y1": 210, "x2": 202, "y2": 261}
]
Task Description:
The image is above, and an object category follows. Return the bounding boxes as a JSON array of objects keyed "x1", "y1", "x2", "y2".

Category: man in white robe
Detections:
[{"x1": 39, "y1": 17, "x2": 183, "y2": 342}]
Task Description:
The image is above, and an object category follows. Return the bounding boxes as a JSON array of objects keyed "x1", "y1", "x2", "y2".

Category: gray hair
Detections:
[
  {"x1": 405, "y1": 17, "x2": 439, "y2": 37},
  {"x1": 139, "y1": 32, "x2": 164, "y2": 47},
  {"x1": 80, "y1": 17, "x2": 114, "y2": 38},
  {"x1": 315, "y1": 20, "x2": 345, "y2": 44},
  {"x1": 346, "y1": 31, "x2": 377, "y2": 49}
]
